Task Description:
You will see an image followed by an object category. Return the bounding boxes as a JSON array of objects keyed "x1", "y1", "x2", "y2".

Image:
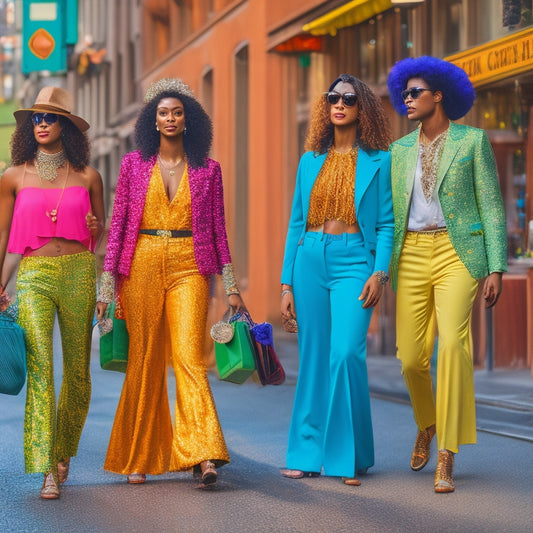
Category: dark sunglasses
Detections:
[
  {"x1": 401, "y1": 87, "x2": 432, "y2": 101},
  {"x1": 32, "y1": 113, "x2": 59, "y2": 126},
  {"x1": 324, "y1": 91, "x2": 357, "y2": 107}
]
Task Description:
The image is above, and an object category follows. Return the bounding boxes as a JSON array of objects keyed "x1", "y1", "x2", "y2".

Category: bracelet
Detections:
[
  {"x1": 281, "y1": 289, "x2": 292, "y2": 298},
  {"x1": 374, "y1": 270, "x2": 389, "y2": 286},
  {"x1": 97, "y1": 271, "x2": 115, "y2": 303},
  {"x1": 222, "y1": 264, "x2": 240, "y2": 296},
  {"x1": 226, "y1": 288, "x2": 240, "y2": 296}
]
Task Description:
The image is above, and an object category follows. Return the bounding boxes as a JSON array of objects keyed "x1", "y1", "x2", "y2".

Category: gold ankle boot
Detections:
[
  {"x1": 411, "y1": 425, "x2": 435, "y2": 471},
  {"x1": 434, "y1": 449, "x2": 455, "y2": 493}
]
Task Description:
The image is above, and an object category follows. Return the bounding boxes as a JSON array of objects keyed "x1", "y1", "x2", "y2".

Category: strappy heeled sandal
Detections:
[
  {"x1": 40, "y1": 472, "x2": 60, "y2": 500},
  {"x1": 57, "y1": 458, "x2": 70, "y2": 484},
  {"x1": 127, "y1": 473, "x2": 146, "y2": 484},
  {"x1": 200, "y1": 461, "x2": 217, "y2": 486},
  {"x1": 280, "y1": 469, "x2": 320, "y2": 479}
]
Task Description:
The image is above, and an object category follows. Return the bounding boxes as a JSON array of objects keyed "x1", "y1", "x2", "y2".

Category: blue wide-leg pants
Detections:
[{"x1": 286, "y1": 231, "x2": 375, "y2": 477}]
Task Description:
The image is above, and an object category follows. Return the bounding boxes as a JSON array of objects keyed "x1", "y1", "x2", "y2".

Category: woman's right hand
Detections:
[{"x1": 96, "y1": 301, "x2": 109, "y2": 321}]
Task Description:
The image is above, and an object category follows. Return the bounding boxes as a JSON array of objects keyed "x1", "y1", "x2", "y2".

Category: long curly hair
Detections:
[
  {"x1": 134, "y1": 90, "x2": 212, "y2": 169},
  {"x1": 305, "y1": 74, "x2": 392, "y2": 154},
  {"x1": 387, "y1": 56, "x2": 475, "y2": 120},
  {"x1": 10, "y1": 115, "x2": 90, "y2": 170}
]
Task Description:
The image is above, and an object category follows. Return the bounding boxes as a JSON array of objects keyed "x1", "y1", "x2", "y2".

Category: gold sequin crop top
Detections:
[{"x1": 307, "y1": 147, "x2": 357, "y2": 226}]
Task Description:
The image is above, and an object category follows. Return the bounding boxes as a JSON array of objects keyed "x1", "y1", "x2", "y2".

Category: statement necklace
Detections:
[
  {"x1": 39, "y1": 161, "x2": 70, "y2": 223},
  {"x1": 35, "y1": 149, "x2": 67, "y2": 182},
  {"x1": 158, "y1": 154, "x2": 183, "y2": 176}
]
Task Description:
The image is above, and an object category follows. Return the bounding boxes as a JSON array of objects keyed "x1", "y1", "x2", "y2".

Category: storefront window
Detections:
[{"x1": 473, "y1": 84, "x2": 529, "y2": 258}]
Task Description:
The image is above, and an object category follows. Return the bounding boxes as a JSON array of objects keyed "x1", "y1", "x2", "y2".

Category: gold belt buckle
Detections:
[{"x1": 156, "y1": 230, "x2": 172, "y2": 237}]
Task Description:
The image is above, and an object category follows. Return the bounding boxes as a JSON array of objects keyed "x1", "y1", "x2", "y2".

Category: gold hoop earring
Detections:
[{"x1": 155, "y1": 123, "x2": 159, "y2": 131}]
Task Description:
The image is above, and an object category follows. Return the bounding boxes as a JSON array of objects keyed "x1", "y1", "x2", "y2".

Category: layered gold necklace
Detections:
[{"x1": 35, "y1": 149, "x2": 67, "y2": 182}]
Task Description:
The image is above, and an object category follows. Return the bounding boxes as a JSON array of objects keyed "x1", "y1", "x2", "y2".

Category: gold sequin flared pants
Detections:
[
  {"x1": 17, "y1": 251, "x2": 96, "y2": 474},
  {"x1": 104, "y1": 234, "x2": 229, "y2": 475}
]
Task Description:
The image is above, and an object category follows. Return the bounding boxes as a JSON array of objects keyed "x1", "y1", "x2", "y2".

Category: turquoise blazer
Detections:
[
  {"x1": 281, "y1": 148, "x2": 394, "y2": 285},
  {"x1": 389, "y1": 122, "x2": 508, "y2": 290}
]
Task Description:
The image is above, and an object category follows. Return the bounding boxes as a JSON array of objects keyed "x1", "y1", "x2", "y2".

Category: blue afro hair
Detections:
[{"x1": 387, "y1": 56, "x2": 476, "y2": 120}]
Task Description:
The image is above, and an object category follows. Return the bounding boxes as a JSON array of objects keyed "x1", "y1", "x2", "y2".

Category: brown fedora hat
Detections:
[{"x1": 14, "y1": 86, "x2": 90, "y2": 132}]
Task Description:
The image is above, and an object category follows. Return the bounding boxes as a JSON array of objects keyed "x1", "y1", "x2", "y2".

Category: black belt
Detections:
[{"x1": 139, "y1": 229, "x2": 192, "y2": 238}]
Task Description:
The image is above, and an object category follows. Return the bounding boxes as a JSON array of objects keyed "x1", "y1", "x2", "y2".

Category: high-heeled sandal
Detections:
[
  {"x1": 434, "y1": 449, "x2": 455, "y2": 493},
  {"x1": 280, "y1": 469, "x2": 320, "y2": 479},
  {"x1": 57, "y1": 458, "x2": 70, "y2": 484},
  {"x1": 40, "y1": 472, "x2": 60, "y2": 499},
  {"x1": 127, "y1": 473, "x2": 146, "y2": 484},
  {"x1": 411, "y1": 425, "x2": 436, "y2": 471},
  {"x1": 200, "y1": 461, "x2": 217, "y2": 486}
]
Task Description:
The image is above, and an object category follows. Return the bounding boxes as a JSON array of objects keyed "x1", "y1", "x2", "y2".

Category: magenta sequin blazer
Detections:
[{"x1": 102, "y1": 150, "x2": 232, "y2": 278}]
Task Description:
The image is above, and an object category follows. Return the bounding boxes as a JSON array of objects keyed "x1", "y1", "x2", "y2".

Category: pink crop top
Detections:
[{"x1": 7, "y1": 186, "x2": 95, "y2": 255}]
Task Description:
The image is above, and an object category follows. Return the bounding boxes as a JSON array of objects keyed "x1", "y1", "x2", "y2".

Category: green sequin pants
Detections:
[{"x1": 17, "y1": 251, "x2": 96, "y2": 474}]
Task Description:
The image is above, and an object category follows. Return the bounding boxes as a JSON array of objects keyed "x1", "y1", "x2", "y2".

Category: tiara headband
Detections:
[{"x1": 143, "y1": 78, "x2": 196, "y2": 104}]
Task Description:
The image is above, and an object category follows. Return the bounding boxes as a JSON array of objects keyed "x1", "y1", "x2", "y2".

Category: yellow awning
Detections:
[{"x1": 303, "y1": 0, "x2": 393, "y2": 36}]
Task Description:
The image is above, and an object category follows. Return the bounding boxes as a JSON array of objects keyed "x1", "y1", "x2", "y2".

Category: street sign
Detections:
[{"x1": 21, "y1": 0, "x2": 77, "y2": 74}]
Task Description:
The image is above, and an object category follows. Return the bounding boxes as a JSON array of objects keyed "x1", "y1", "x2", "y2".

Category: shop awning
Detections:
[{"x1": 303, "y1": 0, "x2": 393, "y2": 36}]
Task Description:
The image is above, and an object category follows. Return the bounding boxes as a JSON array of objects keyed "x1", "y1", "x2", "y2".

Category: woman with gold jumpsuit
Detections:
[{"x1": 96, "y1": 79, "x2": 244, "y2": 487}]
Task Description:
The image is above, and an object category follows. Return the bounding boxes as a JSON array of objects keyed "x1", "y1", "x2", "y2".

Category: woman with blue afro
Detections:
[{"x1": 387, "y1": 56, "x2": 507, "y2": 493}]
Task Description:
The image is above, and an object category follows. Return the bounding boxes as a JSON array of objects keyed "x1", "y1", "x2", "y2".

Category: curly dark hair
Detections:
[
  {"x1": 134, "y1": 90, "x2": 213, "y2": 169},
  {"x1": 305, "y1": 74, "x2": 392, "y2": 154},
  {"x1": 10, "y1": 115, "x2": 90, "y2": 170}
]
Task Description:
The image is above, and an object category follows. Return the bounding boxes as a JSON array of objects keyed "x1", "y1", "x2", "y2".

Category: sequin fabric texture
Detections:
[
  {"x1": 389, "y1": 122, "x2": 507, "y2": 288},
  {"x1": 17, "y1": 251, "x2": 96, "y2": 474},
  {"x1": 102, "y1": 151, "x2": 232, "y2": 279},
  {"x1": 307, "y1": 147, "x2": 357, "y2": 226},
  {"x1": 104, "y1": 164, "x2": 229, "y2": 475}
]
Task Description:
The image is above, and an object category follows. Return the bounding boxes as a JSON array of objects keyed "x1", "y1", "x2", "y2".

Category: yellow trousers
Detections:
[{"x1": 396, "y1": 231, "x2": 478, "y2": 453}]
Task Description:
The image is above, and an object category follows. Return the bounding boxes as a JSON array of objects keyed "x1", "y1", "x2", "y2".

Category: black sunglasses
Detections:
[
  {"x1": 401, "y1": 87, "x2": 432, "y2": 101},
  {"x1": 324, "y1": 91, "x2": 357, "y2": 107},
  {"x1": 32, "y1": 113, "x2": 59, "y2": 126}
]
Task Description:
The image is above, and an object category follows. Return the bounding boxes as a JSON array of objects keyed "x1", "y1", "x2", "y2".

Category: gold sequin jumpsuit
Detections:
[{"x1": 104, "y1": 164, "x2": 229, "y2": 475}]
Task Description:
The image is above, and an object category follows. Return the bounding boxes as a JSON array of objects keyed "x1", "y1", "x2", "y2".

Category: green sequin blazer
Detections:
[{"x1": 389, "y1": 122, "x2": 507, "y2": 291}]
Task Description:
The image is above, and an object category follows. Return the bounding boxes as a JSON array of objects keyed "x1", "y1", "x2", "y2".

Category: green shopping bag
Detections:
[
  {"x1": 99, "y1": 302, "x2": 129, "y2": 373},
  {"x1": 214, "y1": 320, "x2": 256, "y2": 384}
]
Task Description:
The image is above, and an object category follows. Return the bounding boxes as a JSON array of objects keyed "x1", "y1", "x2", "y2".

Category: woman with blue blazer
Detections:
[{"x1": 280, "y1": 74, "x2": 394, "y2": 486}]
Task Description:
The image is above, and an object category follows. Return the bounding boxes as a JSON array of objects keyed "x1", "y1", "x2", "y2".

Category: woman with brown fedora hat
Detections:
[{"x1": 0, "y1": 86, "x2": 104, "y2": 499}]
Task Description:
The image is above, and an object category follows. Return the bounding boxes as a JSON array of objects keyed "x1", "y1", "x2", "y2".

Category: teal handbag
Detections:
[
  {"x1": 214, "y1": 320, "x2": 256, "y2": 384},
  {"x1": 99, "y1": 302, "x2": 129, "y2": 373},
  {"x1": 0, "y1": 305, "x2": 27, "y2": 395}
]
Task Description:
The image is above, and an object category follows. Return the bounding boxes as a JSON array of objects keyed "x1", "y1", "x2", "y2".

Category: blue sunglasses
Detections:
[{"x1": 32, "y1": 113, "x2": 59, "y2": 126}]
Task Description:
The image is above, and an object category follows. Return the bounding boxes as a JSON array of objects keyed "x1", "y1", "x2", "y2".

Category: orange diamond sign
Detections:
[{"x1": 28, "y1": 28, "x2": 56, "y2": 60}]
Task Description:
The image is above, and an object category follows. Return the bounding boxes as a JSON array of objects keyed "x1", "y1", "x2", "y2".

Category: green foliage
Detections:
[{"x1": 0, "y1": 100, "x2": 18, "y2": 176}]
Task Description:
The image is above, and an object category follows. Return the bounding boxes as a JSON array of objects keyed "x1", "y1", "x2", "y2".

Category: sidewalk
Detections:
[{"x1": 273, "y1": 329, "x2": 533, "y2": 442}]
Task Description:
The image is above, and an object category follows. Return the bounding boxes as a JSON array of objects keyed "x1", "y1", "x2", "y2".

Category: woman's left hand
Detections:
[
  {"x1": 228, "y1": 293, "x2": 246, "y2": 314},
  {"x1": 359, "y1": 275, "x2": 383, "y2": 309},
  {"x1": 86, "y1": 212, "x2": 102, "y2": 237}
]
